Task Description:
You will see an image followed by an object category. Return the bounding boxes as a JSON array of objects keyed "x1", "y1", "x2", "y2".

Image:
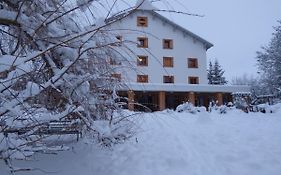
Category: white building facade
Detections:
[{"x1": 106, "y1": 6, "x2": 249, "y2": 111}]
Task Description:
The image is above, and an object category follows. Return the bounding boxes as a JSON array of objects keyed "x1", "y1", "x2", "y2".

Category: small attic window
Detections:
[{"x1": 137, "y1": 16, "x2": 148, "y2": 27}]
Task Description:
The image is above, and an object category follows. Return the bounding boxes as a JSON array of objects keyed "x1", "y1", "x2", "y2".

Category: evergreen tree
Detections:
[
  {"x1": 207, "y1": 60, "x2": 227, "y2": 85},
  {"x1": 256, "y1": 20, "x2": 281, "y2": 93},
  {"x1": 207, "y1": 61, "x2": 214, "y2": 84}
]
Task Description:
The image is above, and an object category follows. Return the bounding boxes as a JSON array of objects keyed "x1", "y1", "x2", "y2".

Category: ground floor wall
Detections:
[{"x1": 117, "y1": 91, "x2": 233, "y2": 111}]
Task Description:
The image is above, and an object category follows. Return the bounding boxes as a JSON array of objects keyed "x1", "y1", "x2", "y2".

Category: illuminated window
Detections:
[
  {"x1": 163, "y1": 39, "x2": 173, "y2": 49},
  {"x1": 137, "y1": 16, "x2": 148, "y2": 27},
  {"x1": 188, "y1": 58, "x2": 198, "y2": 68},
  {"x1": 137, "y1": 56, "x2": 148, "y2": 66},
  {"x1": 137, "y1": 75, "x2": 148, "y2": 83},
  {"x1": 163, "y1": 57, "x2": 174, "y2": 67},
  {"x1": 163, "y1": 76, "x2": 174, "y2": 83},
  {"x1": 137, "y1": 37, "x2": 148, "y2": 48},
  {"x1": 188, "y1": 76, "x2": 199, "y2": 84}
]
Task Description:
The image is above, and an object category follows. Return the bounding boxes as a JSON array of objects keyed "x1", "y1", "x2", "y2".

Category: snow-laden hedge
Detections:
[
  {"x1": 176, "y1": 101, "x2": 281, "y2": 114},
  {"x1": 175, "y1": 102, "x2": 206, "y2": 114},
  {"x1": 176, "y1": 102, "x2": 237, "y2": 114}
]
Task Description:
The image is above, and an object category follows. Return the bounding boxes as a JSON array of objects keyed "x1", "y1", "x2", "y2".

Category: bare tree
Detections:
[{"x1": 0, "y1": 1, "x2": 140, "y2": 172}]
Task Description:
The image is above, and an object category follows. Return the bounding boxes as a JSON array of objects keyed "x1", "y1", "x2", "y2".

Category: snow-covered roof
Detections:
[{"x1": 118, "y1": 83, "x2": 250, "y2": 93}]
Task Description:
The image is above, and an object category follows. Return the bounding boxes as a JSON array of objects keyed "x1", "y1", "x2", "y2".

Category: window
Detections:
[
  {"x1": 137, "y1": 55, "x2": 148, "y2": 66},
  {"x1": 188, "y1": 58, "x2": 198, "y2": 68},
  {"x1": 111, "y1": 73, "x2": 121, "y2": 81},
  {"x1": 163, "y1": 39, "x2": 173, "y2": 49},
  {"x1": 137, "y1": 75, "x2": 148, "y2": 83},
  {"x1": 137, "y1": 16, "x2": 148, "y2": 27},
  {"x1": 163, "y1": 57, "x2": 174, "y2": 67},
  {"x1": 188, "y1": 76, "x2": 199, "y2": 84},
  {"x1": 163, "y1": 76, "x2": 174, "y2": 83},
  {"x1": 137, "y1": 37, "x2": 148, "y2": 48}
]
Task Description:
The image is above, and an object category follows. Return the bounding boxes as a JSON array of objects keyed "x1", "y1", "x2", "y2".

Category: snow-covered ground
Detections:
[{"x1": 1, "y1": 109, "x2": 281, "y2": 175}]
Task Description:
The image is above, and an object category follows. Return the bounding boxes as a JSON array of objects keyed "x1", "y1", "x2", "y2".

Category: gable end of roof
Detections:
[
  {"x1": 107, "y1": 9, "x2": 214, "y2": 50},
  {"x1": 147, "y1": 10, "x2": 213, "y2": 50}
]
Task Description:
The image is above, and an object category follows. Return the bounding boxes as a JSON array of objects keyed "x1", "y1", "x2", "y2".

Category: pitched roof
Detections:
[
  {"x1": 107, "y1": 9, "x2": 213, "y2": 50},
  {"x1": 148, "y1": 10, "x2": 213, "y2": 50}
]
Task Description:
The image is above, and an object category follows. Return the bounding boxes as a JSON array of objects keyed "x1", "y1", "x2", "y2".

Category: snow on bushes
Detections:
[
  {"x1": 176, "y1": 102, "x2": 206, "y2": 114},
  {"x1": 176, "y1": 102, "x2": 238, "y2": 114},
  {"x1": 0, "y1": 133, "x2": 33, "y2": 160},
  {"x1": 254, "y1": 103, "x2": 281, "y2": 113}
]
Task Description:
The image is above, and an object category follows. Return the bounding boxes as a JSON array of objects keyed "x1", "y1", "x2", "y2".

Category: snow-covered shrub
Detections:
[
  {"x1": 232, "y1": 94, "x2": 251, "y2": 113},
  {"x1": 209, "y1": 105, "x2": 233, "y2": 114},
  {"x1": 218, "y1": 105, "x2": 227, "y2": 114},
  {"x1": 208, "y1": 101, "x2": 236, "y2": 114},
  {"x1": 161, "y1": 109, "x2": 175, "y2": 113},
  {"x1": 270, "y1": 103, "x2": 281, "y2": 113},
  {"x1": 89, "y1": 110, "x2": 137, "y2": 147},
  {"x1": 254, "y1": 103, "x2": 281, "y2": 113},
  {"x1": 234, "y1": 98, "x2": 249, "y2": 109},
  {"x1": 197, "y1": 106, "x2": 207, "y2": 112},
  {"x1": 0, "y1": 133, "x2": 33, "y2": 160},
  {"x1": 176, "y1": 102, "x2": 206, "y2": 114},
  {"x1": 227, "y1": 102, "x2": 234, "y2": 107},
  {"x1": 176, "y1": 102, "x2": 197, "y2": 113}
]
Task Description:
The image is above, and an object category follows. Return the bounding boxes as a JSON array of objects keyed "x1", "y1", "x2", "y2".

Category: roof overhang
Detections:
[{"x1": 118, "y1": 83, "x2": 250, "y2": 93}]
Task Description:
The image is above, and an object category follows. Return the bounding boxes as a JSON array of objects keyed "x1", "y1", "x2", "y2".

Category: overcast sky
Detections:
[{"x1": 151, "y1": 0, "x2": 281, "y2": 81}]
